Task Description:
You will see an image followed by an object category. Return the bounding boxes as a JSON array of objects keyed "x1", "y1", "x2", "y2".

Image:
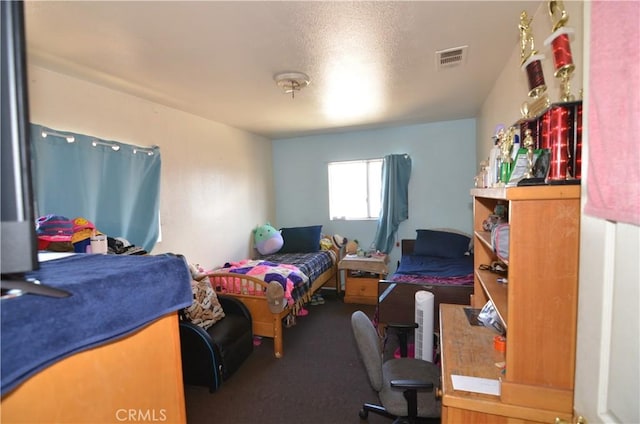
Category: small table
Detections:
[{"x1": 338, "y1": 254, "x2": 389, "y2": 305}]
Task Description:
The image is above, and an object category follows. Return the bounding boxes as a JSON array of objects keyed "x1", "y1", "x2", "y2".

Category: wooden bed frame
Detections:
[
  {"x1": 377, "y1": 239, "x2": 474, "y2": 331},
  {"x1": 206, "y1": 251, "x2": 339, "y2": 358}
]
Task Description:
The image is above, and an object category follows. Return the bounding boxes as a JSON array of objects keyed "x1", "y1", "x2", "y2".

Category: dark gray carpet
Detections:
[{"x1": 184, "y1": 290, "x2": 398, "y2": 424}]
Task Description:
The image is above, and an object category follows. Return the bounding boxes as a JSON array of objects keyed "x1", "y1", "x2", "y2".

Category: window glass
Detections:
[{"x1": 328, "y1": 159, "x2": 382, "y2": 220}]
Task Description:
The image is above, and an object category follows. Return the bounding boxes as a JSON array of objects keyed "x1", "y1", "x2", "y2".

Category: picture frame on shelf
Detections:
[{"x1": 507, "y1": 148, "x2": 548, "y2": 187}]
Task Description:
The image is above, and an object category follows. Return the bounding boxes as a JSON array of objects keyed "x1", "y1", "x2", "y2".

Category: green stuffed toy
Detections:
[{"x1": 253, "y1": 223, "x2": 284, "y2": 255}]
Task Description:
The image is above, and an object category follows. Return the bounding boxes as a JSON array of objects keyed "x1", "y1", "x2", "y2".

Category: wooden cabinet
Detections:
[
  {"x1": 440, "y1": 186, "x2": 580, "y2": 423},
  {"x1": 1, "y1": 313, "x2": 187, "y2": 424}
]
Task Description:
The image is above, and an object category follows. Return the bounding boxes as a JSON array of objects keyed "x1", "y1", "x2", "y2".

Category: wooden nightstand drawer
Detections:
[
  {"x1": 344, "y1": 277, "x2": 378, "y2": 304},
  {"x1": 345, "y1": 277, "x2": 377, "y2": 296}
]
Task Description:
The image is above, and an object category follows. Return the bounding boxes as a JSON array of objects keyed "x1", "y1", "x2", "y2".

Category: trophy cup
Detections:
[
  {"x1": 499, "y1": 127, "x2": 515, "y2": 184},
  {"x1": 517, "y1": 128, "x2": 553, "y2": 186},
  {"x1": 519, "y1": 11, "x2": 549, "y2": 118},
  {"x1": 544, "y1": 0, "x2": 575, "y2": 102},
  {"x1": 523, "y1": 129, "x2": 535, "y2": 179}
]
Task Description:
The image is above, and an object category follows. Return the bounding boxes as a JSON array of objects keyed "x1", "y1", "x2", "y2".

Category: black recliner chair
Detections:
[{"x1": 179, "y1": 294, "x2": 253, "y2": 392}]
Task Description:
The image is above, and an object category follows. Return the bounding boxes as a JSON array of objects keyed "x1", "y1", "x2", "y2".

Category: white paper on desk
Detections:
[{"x1": 451, "y1": 375, "x2": 501, "y2": 396}]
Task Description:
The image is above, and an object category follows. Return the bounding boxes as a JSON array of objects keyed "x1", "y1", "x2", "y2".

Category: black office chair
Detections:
[{"x1": 351, "y1": 311, "x2": 441, "y2": 424}]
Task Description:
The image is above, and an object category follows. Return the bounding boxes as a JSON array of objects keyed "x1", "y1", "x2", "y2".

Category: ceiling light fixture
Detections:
[{"x1": 274, "y1": 72, "x2": 310, "y2": 99}]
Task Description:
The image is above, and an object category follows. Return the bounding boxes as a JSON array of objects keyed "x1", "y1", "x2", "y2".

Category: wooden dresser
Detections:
[
  {"x1": 439, "y1": 186, "x2": 580, "y2": 423},
  {"x1": 1, "y1": 313, "x2": 186, "y2": 424},
  {"x1": 0, "y1": 254, "x2": 192, "y2": 424}
]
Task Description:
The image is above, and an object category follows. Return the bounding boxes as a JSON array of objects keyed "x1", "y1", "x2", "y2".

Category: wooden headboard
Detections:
[{"x1": 401, "y1": 239, "x2": 415, "y2": 256}]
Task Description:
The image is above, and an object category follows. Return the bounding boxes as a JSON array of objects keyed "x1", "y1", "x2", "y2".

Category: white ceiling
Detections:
[{"x1": 24, "y1": 1, "x2": 541, "y2": 140}]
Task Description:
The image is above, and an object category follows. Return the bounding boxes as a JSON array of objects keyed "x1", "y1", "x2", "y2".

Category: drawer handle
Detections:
[{"x1": 435, "y1": 387, "x2": 443, "y2": 400}]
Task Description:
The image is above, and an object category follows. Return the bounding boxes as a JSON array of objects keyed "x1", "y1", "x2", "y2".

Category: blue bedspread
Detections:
[
  {"x1": 391, "y1": 254, "x2": 474, "y2": 285},
  {"x1": 1, "y1": 254, "x2": 192, "y2": 396}
]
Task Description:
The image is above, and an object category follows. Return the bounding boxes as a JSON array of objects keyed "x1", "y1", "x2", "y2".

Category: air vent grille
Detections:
[{"x1": 436, "y1": 46, "x2": 468, "y2": 70}]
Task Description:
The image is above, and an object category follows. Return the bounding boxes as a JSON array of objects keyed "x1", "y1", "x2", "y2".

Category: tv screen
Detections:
[
  {"x1": 1, "y1": 0, "x2": 38, "y2": 276},
  {"x1": 1, "y1": 1, "x2": 69, "y2": 298}
]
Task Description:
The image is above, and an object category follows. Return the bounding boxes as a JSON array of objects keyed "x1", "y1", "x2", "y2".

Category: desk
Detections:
[
  {"x1": 338, "y1": 254, "x2": 388, "y2": 305},
  {"x1": 439, "y1": 304, "x2": 573, "y2": 423}
]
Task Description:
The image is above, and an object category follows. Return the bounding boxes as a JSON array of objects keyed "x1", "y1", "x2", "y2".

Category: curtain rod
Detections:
[
  {"x1": 39, "y1": 128, "x2": 156, "y2": 155},
  {"x1": 40, "y1": 129, "x2": 75, "y2": 143},
  {"x1": 326, "y1": 153, "x2": 410, "y2": 164}
]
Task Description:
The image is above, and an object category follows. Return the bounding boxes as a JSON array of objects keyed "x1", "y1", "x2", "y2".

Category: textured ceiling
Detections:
[{"x1": 24, "y1": 1, "x2": 542, "y2": 140}]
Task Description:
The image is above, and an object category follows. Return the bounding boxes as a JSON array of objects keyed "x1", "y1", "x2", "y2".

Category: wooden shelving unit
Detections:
[{"x1": 440, "y1": 185, "x2": 580, "y2": 423}]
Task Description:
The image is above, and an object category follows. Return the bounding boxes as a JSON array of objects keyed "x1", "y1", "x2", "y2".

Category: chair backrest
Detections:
[{"x1": 351, "y1": 311, "x2": 384, "y2": 391}]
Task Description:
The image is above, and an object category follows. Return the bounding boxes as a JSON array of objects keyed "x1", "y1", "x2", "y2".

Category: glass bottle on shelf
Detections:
[{"x1": 475, "y1": 161, "x2": 489, "y2": 188}]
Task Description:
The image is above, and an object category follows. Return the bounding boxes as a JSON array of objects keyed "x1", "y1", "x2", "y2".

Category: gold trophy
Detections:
[
  {"x1": 519, "y1": 11, "x2": 549, "y2": 118},
  {"x1": 519, "y1": 11, "x2": 536, "y2": 66},
  {"x1": 523, "y1": 129, "x2": 535, "y2": 179},
  {"x1": 544, "y1": 0, "x2": 575, "y2": 102},
  {"x1": 499, "y1": 127, "x2": 515, "y2": 184}
]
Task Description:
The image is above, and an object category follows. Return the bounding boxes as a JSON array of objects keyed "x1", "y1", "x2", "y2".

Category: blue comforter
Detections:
[
  {"x1": 392, "y1": 254, "x2": 474, "y2": 284},
  {"x1": 1, "y1": 254, "x2": 192, "y2": 395}
]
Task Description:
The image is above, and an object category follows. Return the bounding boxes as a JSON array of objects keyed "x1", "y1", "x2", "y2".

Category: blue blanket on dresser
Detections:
[{"x1": 0, "y1": 254, "x2": 193, "y2": 396}]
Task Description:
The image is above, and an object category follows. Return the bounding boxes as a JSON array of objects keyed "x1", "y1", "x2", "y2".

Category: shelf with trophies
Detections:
[
  {"x1": 442, "y1": 3, "x2": 582, "y2": 423},
  {"x1": 478, "y1": 0, "x2": 583, "y2": 190}
]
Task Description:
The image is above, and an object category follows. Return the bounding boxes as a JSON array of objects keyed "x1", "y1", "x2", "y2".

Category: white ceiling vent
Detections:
[{"x1": 436, "y1": 46, "x2": 468, "y2": 70}]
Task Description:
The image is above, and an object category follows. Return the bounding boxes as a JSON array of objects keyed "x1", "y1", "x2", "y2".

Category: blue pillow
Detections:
[
  {"x1": 413, "y1": 229, "x2": 470, "y2": 258},
  {"x1": 279, "y1": 225, "x2": 323, "y2": 253}
]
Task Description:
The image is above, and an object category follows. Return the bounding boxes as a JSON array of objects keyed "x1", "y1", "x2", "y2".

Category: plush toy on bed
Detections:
[{"x1": 253, "y1": 223, "x2": 284, "y2": 255}]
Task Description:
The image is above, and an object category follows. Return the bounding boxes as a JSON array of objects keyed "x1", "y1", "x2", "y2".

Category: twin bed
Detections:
[
  {"x1": 206, "y1": 228, "x2": 339, "y2": 358},
  {"x1": 377, "y1": 230, "x2": 475, "y2": 332}
]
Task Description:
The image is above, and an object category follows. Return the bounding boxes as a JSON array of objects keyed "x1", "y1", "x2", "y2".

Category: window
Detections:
[{"x1": 328, "y1": 159, "x2": 382, "y2": 220}]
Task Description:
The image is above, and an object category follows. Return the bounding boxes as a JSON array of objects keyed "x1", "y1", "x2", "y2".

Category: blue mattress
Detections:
[{"x1": 1, "y1": 254, "x2": 192, "y2": 395}]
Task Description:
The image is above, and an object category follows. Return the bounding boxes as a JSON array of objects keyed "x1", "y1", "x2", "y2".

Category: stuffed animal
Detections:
[
  {"x1": 345, "y1": 239, "x2": 359, "y2": 255},
  {"x1": 253, "y1": 223, "x2": 284, "y2": 255}
]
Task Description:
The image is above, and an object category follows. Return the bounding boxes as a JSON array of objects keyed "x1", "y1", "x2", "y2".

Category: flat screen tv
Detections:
[{"x1": 1, "y1": 1, "x2": 68, "y2": 298}]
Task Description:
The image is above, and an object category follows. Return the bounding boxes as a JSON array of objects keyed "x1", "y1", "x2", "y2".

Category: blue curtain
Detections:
[
  {"x1": 30, "y1": 124, "x2": 161, "y2": 252},
  {"x1": 372, "y1": 154, "x2": 411, "y2": 253}
]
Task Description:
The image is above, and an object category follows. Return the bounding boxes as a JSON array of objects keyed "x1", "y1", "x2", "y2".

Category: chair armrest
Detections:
[
  {"x1": 178, "y1": 320, "x2": 223, "y2": 392},
  {"x1": 386, "y1": 322, "x2": 419, "y2": 330},
  {"x1": 179, "y1": 320, "x2": 214, "y2": 346},
  {"x1": 218, "y1": 294, "x2": 253, "y2": 324},
  {"x1": 386, "y1": 322, "x2": 418, "y2": 358},
  {"x1": 390, "y1": 379, "x2": 434, "y2": 391}
]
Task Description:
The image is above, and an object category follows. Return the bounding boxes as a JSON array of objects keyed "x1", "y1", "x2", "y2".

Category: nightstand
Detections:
[{"x1": 338, "y1": 254, "x2": 389, "y2": 305}]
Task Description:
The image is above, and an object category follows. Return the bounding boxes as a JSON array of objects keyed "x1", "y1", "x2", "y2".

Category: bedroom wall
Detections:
[
  {"x1": 27, "y1": 65, "x2": 274, "y2": 268},
  {"x1": 272, "y1": 119, "x2": 477, "y2": 271}
]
